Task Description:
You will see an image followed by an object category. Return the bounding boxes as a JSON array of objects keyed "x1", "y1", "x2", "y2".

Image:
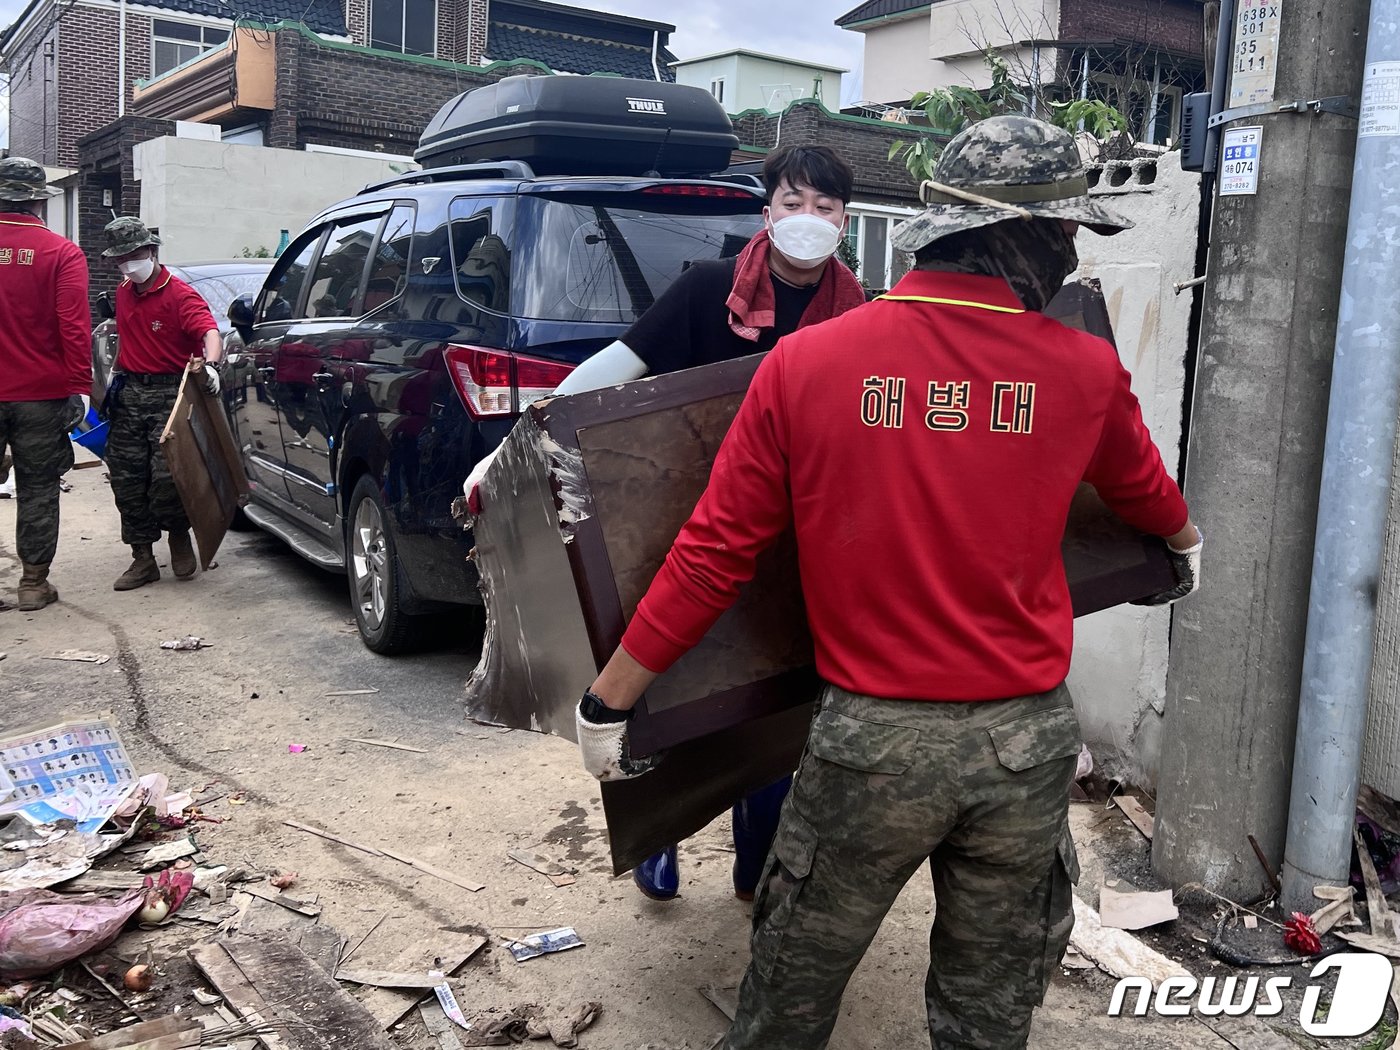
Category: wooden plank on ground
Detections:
[
  {"x1": 189, "y1": 943, "x2": 293, "y2": 1050},
  {"x1": 1112, "y1": 796, "x2": 1155, "y2": 840},
  {"x1": 217, "y1": 935, "x2": 396, "y2": 1050},
  {"x1": 416, "y1": 1003, "x2": 463, "y2": 1050},
  {"x1": 1355, "y1": 828, "x2": 1396, "y2": 939},
  {"x1": 349, "y1": 935, "x2": 487, "y2": 1030},
  {"x1": 239, "y1": 883, "x2": 322, "y2": 917},
  {"x1": 336, "y1": 970, "x2": 457, "y2": 990},
  {"x1": 57, "y1": 1017, "x2": 201, "y2": 1050},
  {"x1": 377, "y1": 848, "x2": 484, "y2": 893}
]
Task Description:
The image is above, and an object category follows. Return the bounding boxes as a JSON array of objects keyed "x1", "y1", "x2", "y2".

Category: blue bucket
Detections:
[{"x1": 70, "y1": 407, "x2": 109, "y2": 461}]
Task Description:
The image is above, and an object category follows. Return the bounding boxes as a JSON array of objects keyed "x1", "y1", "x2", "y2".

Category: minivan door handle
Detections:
[
  {"x1": 258, "y1": 366, "x2": 275, "y2": 377},
  {"x1": 312, "y1": 371, "x2": 334, "y2": 384}
]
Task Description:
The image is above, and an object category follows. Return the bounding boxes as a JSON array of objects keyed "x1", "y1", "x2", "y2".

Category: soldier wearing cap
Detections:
[
  {"x1": 572, "y1": 116, "x2": 1205, "y2": 1049},
  {"x1": 0, "y1": 157, "x2": 91, "y2": 612},
  {"x1": 102, "y1": 216, "x2": 222, "y2": 590}
]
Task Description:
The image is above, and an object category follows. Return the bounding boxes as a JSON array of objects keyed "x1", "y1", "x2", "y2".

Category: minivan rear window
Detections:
[{"x1": 513, "y1": 194, "x2": 762, "y2": 324}]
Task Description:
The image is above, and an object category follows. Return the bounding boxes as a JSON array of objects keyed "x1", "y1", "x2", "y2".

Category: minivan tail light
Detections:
[{"x1": 444, "y1": 345, "x2": 576, "y2": 419}]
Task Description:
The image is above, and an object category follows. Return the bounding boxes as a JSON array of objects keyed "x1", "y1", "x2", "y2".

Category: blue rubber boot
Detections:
[
  {"x1": 732, "y1": 775, "x2": 793, "y2": 900},
  {"x1": 633, "y1": 844, "x2": 680, "y2": 901}
]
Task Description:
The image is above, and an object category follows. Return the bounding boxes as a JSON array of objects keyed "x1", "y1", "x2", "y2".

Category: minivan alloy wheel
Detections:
[{"x1": 351, "y1": 497, "x2": 388, "y2": 629}]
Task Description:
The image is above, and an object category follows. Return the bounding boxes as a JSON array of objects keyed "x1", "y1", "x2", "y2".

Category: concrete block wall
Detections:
[{"x1": 1069, "y1": 155, "x2": 1201, "y2": 788}]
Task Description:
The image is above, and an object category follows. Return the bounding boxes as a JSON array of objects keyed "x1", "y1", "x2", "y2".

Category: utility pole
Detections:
[
  {"x1": 1153, "y1": 0, "x2": 1371, "y2": 898},
  {"x1": 1278, "y1": 7, "x2": 1400, "y2": 912}
]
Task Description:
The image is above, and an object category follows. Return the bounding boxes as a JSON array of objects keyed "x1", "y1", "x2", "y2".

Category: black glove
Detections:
[
  {"x1": 1132, "y1": 534, "x2": 1203, "y2": 606},
  {"x1": 62, "y1": 394, "x2": 88, "y2": 432}
]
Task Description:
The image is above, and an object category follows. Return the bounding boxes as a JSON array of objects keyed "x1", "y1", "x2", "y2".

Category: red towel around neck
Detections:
[{"x1": 726, "y1": 228, "x2": 866, "y2": 342}]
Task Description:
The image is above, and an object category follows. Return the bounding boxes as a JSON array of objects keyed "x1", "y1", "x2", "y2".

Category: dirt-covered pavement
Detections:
[{"x1": 0, "y1": 455, "x2": 1321, "y2": 1049}]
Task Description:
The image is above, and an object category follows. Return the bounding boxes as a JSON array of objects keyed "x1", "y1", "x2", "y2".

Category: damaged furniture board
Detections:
[
  {"x1": 161, "y1": 363, "x2": 250, "y2": 571},
  {"x1": 467, "y1": 280, "x2": 1176, "y2": 873}
]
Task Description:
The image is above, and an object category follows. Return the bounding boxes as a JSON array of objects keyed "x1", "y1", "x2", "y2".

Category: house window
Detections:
[
  {"x1": 151, "y1": 20, "x2": 229, "y2": 77},
  {"x1": 844, "y1": 206, "x2": 916, "y2": 293},
  {"x1": 370, "y1": 0, "x2": 436, "y2": 56},
  {"x1": 1087, "y1": 75, "x2": 1183, "y2": 147},
  {"x1": 710, "y1": 78, "x2": 725, "y2": 104}
]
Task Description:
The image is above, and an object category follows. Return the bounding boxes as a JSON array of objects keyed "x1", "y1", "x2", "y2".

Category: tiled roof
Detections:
[
  {"x1": 486, "y1": 22, "x2": 677, "y2": 80},
  {"x1": 835, "y1": 0, "x2": 929, "y2": 27},
  {"x1": 179, "y1": 0, "x2": 348, "y2": 38}
]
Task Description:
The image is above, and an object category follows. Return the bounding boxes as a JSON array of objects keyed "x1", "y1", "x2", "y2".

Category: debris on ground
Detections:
[
  {"x1": 41, "y1": 653, "x2": 110, "y2": 665},
  {"x1": 158, "y1": 637, "x2": 210, "y2": 652},
  {"x1": 268, "y1": 873, "x2": 297, "y2": 891},
  {"x1": 1098, "y1": 880, "x2": 1177, "y2": 930},
  {"x1": 325, "y1": 689, "x2": 380, "y2": 697},
  {"x1": 287, "y1": 745, "x2": 307, "y2": 755},
  {"x1": 0, "y1": 888, "x2": 144, "y2": 978},
  {"x1": 1282, "y1": 911, "x2": 1322, "y2": 955},
  {"x1": 1110, "y1": 796, "x2": 1153, "y2": 841},
  {"x1": 345, "y1": 740, "x2": 426, "y2": 755},
  {"x1": 504, "y1": 928, "x2": 583, "y2": 963},
  {"x1": 506, "y1": 850, "x2": 577, "y2": 887}
]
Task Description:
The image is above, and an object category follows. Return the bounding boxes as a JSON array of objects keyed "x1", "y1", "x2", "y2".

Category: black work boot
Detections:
[
  {"x1": 169, "y1": 530, "x2": 197, "y2": 580},
  {"x1": 18, "y1": 562, "x2": 58, "y2": 610},
  {"x1": 113, "y1": 544, "x2": 160, "y2": 591}
]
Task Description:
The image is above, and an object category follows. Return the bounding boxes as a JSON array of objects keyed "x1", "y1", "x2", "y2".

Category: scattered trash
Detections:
[
  {"x1": 136, "y1": 867, "x2": 195, "y2": 924},
  {"x1": 507, "y1": 850, "x2": 577, "y2": 888},
  {"x1": 505, "y1": 927, "x2": 583, "y2": 963},
  {"x1": 1098, "y1": 881, "x2": 1178, "y2": 930},
  {"x1": 346, "y1": 739, "x2": 426, "y2": 755},
  {"x1": 1243, "y1": 914, "x2": 1259, "y2": 930},
  {"x1": 0, "y1": 717, "x2": 139, "y2": 834},
  {"x1": 159, "y1": 637, "x2": 210, "y2": 652},
  {"x1": 121, "y1": 964, "x2": 153, "y2": 993},
  {"x1": 1074, "y1": 744, "x2": 1093, "y2": 781},
  {"x1": 431, "y1": 983, "x2": 470, "y2": 1030},
  {"x1": 325, "y1": 689, "x2": 379, "y2": 697},
  {"x1": 192, "y1": 989, "x2": 221, "y2": 1006},
  {"x1": 1310, "y1": 884, "x2": 1358, "y2": 934},
  {"x1": 699, "y1": 984, "x2": 738, "y2": 1021},
  {"x1": 42, "y1": 652, "x2": 110, "y2": 665},
  {"x1": 238, "y1": 883, "x2": 320, "y2": 918},
  {"x1": 287, "y1": 745, "x2": 307, "y2": 754},
  {"x1": 269, "y1": 872, "x2": 298, "y2": 890},
  {"x1": 137, "y1": 838, "x2": 197, "y2": 872},
  {"x1": 0, "y1": 888, "x2": 143, "y2": 979},
  {"x1": 1283, "y1": 912, "x2": 1322, "y2": 955}
]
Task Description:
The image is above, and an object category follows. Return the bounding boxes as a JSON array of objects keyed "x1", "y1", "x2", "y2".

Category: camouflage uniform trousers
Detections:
[
  {"x1": 107, "y1": 379, "x2": 189, "y2": 545},
  {"x1": 0, "y1": 400, "x2": 74, "y2": 565},
  {"x1": 725, "y1": 682, "x2": 1082, "y2": 1050}
]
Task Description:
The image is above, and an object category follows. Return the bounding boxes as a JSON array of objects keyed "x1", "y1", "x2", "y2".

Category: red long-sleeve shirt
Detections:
[
  {"x1": 621, "y1": 271, "x2": 1190, "y2": 702},
  {"x1": 0, "y1": 214, "x2": 92, "y2": 401}
]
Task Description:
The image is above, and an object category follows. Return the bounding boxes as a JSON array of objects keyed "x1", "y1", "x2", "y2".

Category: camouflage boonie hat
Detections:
[
  {"x1": 892, "y1": 115, "x2": 1133, "y2": 254},
  {"x1": 102, "y1": 216, "x2": 162, "y2": 257},
  {"x1": 0, "y1": 156, "x2": 60, "y2": 201}
]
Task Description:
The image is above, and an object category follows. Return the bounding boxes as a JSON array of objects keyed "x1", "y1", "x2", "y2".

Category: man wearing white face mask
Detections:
[
  {"x1": 467, "y1": 145, "x2": 864, "y2": 904},
  {"x1": 101, "y1": 216, "x2": 222, "y2": 591}
]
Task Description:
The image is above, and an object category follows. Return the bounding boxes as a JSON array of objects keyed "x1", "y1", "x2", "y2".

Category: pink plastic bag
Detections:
[{"x1": 0, "y1": 889, "x2": 143, "y2": 979}]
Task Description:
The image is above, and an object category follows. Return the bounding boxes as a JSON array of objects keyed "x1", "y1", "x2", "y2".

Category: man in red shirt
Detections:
[
  {"x1": 0, "y1": 157, "x2": 91, "y2": 611},
  {"x1": 574, "y1": 117, "x2": 1203, "y2": 1048},
  {"x1": 102, "y1": 217, "x2": 222, "y2": 590}
]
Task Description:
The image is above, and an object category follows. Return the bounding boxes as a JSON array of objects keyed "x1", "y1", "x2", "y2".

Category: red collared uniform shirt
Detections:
[
  {"x1": 621, "y1": 270, "x2": 1191, "y2": 703},
  {"x1": 114, "y1": 267, "x2": 217, "y2": 375},
  {"x1": 0, "y1": 214, "x2": 92, "y2": 401}
]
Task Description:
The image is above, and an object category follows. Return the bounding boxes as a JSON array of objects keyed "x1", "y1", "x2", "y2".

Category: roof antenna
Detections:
[{"x1": 643, "y1": 126, "x2": 673, "y2": 178}]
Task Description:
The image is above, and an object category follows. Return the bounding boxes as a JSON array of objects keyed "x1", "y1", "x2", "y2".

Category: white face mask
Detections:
[
  {"x1": 767, "y1": 213, "x2": 843, "y2": 269},
  {"x1": 119, "y1": 257, "x2": 155, "y2": 284}
]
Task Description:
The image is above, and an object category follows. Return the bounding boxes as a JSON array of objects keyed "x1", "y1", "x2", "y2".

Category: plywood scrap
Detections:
[
  {"x1": 1099, "y1": 881, "x2": 1178, "y2": 930},
  {"x1": 378, "y1": 848, "x2": 484, "y2": 893},
  {"x1": 349, "y1": 935, "x2": 487, "y2": 1030},
  {"x1": 194, "y1": 935, "x2": 395, "y2": 1050},
  {"x1": 336, "y1": 970, "x2": 457, "y2": 990},
  {"x1": 1112, "y1": 796, "x2": 1154, "y2": 840},
  {"x1": 416, "y1": 1003, "x2": 462, "y2": 1050},
  {"x1": 238, "y1": 883, "x2": 321, "y2": 917},
  {"x1": 1355, "y1": 828, "x2": 1397, "y2": 939},
  {"x1": 56, "y1": 1016, "x2": 201, "y2": 1050}
]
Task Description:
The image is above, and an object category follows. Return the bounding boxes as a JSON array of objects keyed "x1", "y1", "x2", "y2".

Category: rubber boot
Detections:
[
  {"x1": 113, "y1": 544, "x2": 160, "y2": 591},
  {"x1": 169, "y1": 530, "x2": 197, "y2": 579},
  {"x1": 17, "y1": 562, "x2": 58, "y2": 611},
  {"x1": 633, "y1": 845, "x2": 680, "y2": 901},
  {"x1": 732, "y1": 775, "x2": 794, "y2": 901}
]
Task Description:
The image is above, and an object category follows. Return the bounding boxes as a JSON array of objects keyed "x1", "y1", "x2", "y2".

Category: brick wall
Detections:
[
  {"x1": 52, "y1": 6, "x2": 156, "y2": 168},
  {"x1": 344, "y1": 0, "x2": 368, "y2": 45},
  {"x1": 4, "y1": 18, "x2": 57, "y2": 163},
  {"x1": 1059, "y1": 0, "x2": 1204, "y2": 57},
  {"x1": 272, "y1": 27, "x2": 530, "y2": 154},
  {"x1": 76, "y1": 115, "x2": 175, "y2": 309},
  {"x1": 735, "y1": 102, "x2": 934, "y2": 207}
]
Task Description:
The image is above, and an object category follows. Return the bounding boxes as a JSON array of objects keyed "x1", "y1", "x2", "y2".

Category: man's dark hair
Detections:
[{"x1": 763, "y1": 145, "x2": 854, "y2": 205}]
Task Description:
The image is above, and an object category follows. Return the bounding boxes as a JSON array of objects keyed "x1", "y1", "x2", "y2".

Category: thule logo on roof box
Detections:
[{"x1": 626, "y1": 98, "x2": 666, "y2": 115}]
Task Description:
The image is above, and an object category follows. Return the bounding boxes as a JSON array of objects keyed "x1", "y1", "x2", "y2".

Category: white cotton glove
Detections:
[
  {"x1": 201, "y1": 363, "x2": 221, "y2": 397},
  {"x1": 576, "y1": 697, "x2": 656, "y2": 781},
  {"x1": 464, "y1": 445, "x2": 501, "y2": 515},
  {"x1": 1135, "y1": 532, "x2": 1203, "y2": 606}
]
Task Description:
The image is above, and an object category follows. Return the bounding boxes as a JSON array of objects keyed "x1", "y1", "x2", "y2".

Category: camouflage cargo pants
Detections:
[
  {"x1": 107, "y1": 379, "x2": 188, "y2": 545},
  {"x1": 726, "y1": 683, "x2": 1081, "y2": 1050},
  {"x1": 0, "y1": 400, "x2": 74, "y2": 566}
]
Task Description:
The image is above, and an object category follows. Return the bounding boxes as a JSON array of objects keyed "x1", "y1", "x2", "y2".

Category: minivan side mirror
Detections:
[
  {"x1": 96, "y1": 291, "x2": 115, "y2": 321},
  {"x1": 229, "y1": 293, "x2": 256, "y2": 340}
]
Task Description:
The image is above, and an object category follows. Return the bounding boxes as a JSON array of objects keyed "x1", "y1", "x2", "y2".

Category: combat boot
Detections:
[
  {"x1": 113, "y1": 544, "x2": 160, "y2": 591},
  {"x1": 168, "y1": 530, "x2": 197, "y2": 579},
  {"x1": 17, "y1": 562, "x2": 58, "y2": 611}
]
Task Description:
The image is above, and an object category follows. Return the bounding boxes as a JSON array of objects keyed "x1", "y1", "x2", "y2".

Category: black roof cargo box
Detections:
[{"x1": 415, "y1": 75, "x2": 739, "y2": 177}]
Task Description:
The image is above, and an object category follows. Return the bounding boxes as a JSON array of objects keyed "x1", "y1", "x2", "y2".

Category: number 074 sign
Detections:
[{"x1": 1220, "y1": 126, "x2": 1263, "y2": 196}]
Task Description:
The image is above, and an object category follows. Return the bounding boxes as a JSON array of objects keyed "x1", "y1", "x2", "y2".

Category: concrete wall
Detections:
[
  {"x1": 928, "y1": 0, "x2": 1058, "y2": 58},
  {"x1": 859, "y1": 18, "x2": 937, "y2": 104},
  {"x1": 677, "y1": 54, "x2": 843, "y2": 113},
  {"x1": 1067, "y1": 156, "x2": 1200, "y2": 788},
  {"x1": 132, "y1": 136, "x2": 411, "y2": 261}
]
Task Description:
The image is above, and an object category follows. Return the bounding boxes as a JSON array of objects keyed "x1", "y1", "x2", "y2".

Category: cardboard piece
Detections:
[
  {"x1": 467, "y1": 281, "x2": 1177, "y2": 872},
  {"x1": 1099, "y1": 881, "x2": 1179, "y2": 930},
  {"x1": 160, "y1": 363, "x2": 250, "y2": 570}
]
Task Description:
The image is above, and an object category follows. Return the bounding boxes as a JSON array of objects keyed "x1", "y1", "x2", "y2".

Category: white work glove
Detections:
[
  {"x1": 200, "y1": 362, "x2": 221, "y2": 397},
  {"x1": 576, "y1": 694, "x2": 656, "y2": 781},
  {"x1": 464, "y1": 445, "x2": 501, "y2": 516},
  {"x1": 63, "y1": 394, "x2": 90, "y2": 431},
  {"x1": 1135, "y1": 531, "x2": 1203, "y2": 606}
]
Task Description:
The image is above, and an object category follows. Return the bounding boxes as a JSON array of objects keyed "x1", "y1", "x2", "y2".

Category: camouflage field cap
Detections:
[
  {"x1": 892, "y1": 115, "x2": 1133, "y2": 254},
  {"x1": 0, "y1": 156, "x2": 60, "y2": 201},
  {"x1": 102, "y1": 216, "x2": 162, "y2": 257}
]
